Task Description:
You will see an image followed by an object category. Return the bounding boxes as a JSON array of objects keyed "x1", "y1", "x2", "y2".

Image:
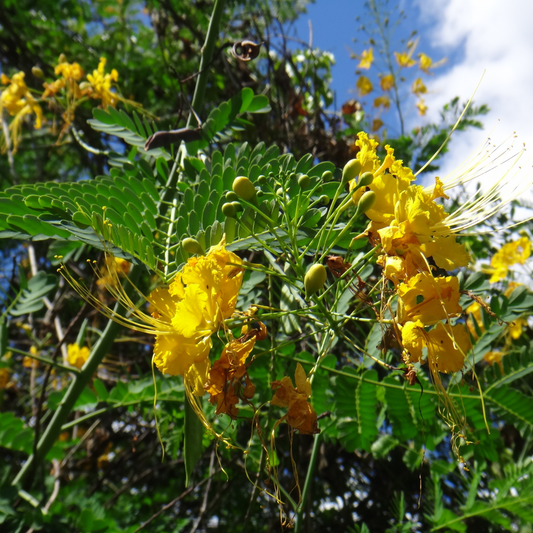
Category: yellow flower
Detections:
[
  {"x1": 380, "y1": 74, "x2": 395, "y2": 91},
  {"x1": 416, "y1": 99, "x2": 427, "y2": 116},
  {"x1": 371, "y1": 118, "x2": 383, "y2": 131},
  {"x1": 43, "y1": 60, "x2": 84, "y2": 100},
  {"x1": 487, "y1": 237, "x2": 531, "y2": 283},
  {"x1": 373, "y1": 95, "x2": 390, "y2": 109},
  {"x1": 0, "y1": 368, "x2": 10, "y2": 389},
  {"x1": 484, "y1": 350, "x2": 505, "y2": 371},
  {"x1": 85, "y1": 57, "x2": 120, "y2": 108},
  {"x1": 358, "y1": 48, "x2": 374, "y2": 70},
  {"x1": 271, "y1": 363, "x2": 319, "y2": 435},
  {"x1": 61, "y1": 240, "x2": 244, "y2": 396},
  {"x1": 347, "y1": 135, "x2": 470, "y2": 284},
  {"x1": 412, "y1": 78, "x2": 427, "y2": 95},
  {"x1": 397, "y1": 273, "x2": 462, "y2": 326},
  {"x1": 67, "y1": 343, "x2": 90, "y2": 369},
  {"x1": 509, "y1": 317, "x2": 527, "y2": 340},
  {"x1": 394, "y1": 51, "x2": 416, "y2": 68},
  {"x1": 0, "y1": 72, "x2": 43, "y2": 152},
  {"x1": 419, "y1": 53, "x2": 433, "y2": 72},
  {"x1": 402, "y1": 321, "x2": 471, "y2": 373},
  {"x1": 356, "y1": 75, "x2": 373, "y2": 96}
]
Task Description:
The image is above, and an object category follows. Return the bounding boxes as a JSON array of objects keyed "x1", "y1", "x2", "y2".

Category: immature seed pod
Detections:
[
  {"x1": 232, "y1": 176, "x2": 257, "y2": 201},
  {"x1": 305, "y1": 264, "x2": 327, "y2": 298},
  {"x1": 181, "y1": 237, "x2": 204, "y2": 255},
  {"x1": 355, "y1": 190, "x2": 377, "y2": 215},
  {"x1": 322, "y1": 170, "x2": 333, "y2": 182},
  {"x1": 359, "y1": 171, "x2": 374, "y2": 187},
  {"x1": 341, "y1": 159, "x2": 362, "y2": 186},
  {"x1": 225, "y1": 191, "x2": 239, "y2": 202},
  {"x1": 222, "y1": 202, "x2": 237, "y2": 218},
  {"x1": 298, "y1": 174, "x2": 310, "y2": 188}
]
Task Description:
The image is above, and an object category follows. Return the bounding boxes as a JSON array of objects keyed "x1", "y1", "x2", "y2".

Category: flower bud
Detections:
[
  {"x1": 257, "y1": 174, "x2": 267, "y2": 185},
  {"x1": 305, "y1": 264, "x2": 327, "y2": 298},
  {"x1": 181, "y1": 238, "x2": 204, "y2": 255},
  {"x1": 232, "y1": 176, "x2": 256, "y2": 201},
  {"x1": 31, "y1": 66, "x2": 44, "y2": 79},
  {"x1": 298, "y1": 174, "x2": 310, "y2": 188},
  {"x1": 222, "y1": 202, "x2": 237, "y2": 218},
  {"x1": 341, "y1": 159, "x2": 362, "y2": 185},
  {"x1": 358, "y1": 172, "x2": 374, "y2": 187},
  {"x1": 322, "y1": 170, "x2": 333, "y2": 182},
  {"x1": 355, "y1": 190, "x2": 376, "y2": 216},
  {"x1": 231, "y1": 201, "x2": 243, "y2": 212},
  {"x1": 225, "y1": 191, "x2": 238, "y2": 202}
]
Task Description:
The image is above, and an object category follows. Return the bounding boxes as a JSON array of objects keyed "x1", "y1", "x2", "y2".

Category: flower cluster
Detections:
[
  {"x1": 1, "y1": 56, "x2": 127, "y2": 151},
  {"x1": 0, "y1": 72, "x2": 43, "y2": 152},
  {"x1": 349, "y1": 132, "x2": 472, "y2": 377},
  {"x1": 352, "y1": 38, "x2": 444, "y2": 133}
]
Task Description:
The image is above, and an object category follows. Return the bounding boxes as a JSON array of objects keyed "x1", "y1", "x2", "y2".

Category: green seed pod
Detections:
[
  {"x1": 232, "y1": 176, "x2": 257, "y2": 201},
  {"x1": 359, "y1": 172, "x2": 374, "y2": 187},
  {"x1": 257, "y1": 174, "x2": 267, "y2": 185},
  {"x1": 31, "y1": 66, "x2": 44, "y2": 79},
  {"x1": 341, "y1": 159, "x2": 362, "y2": 186},
  {"x1": 182, "y1": 237, "x2": 204, "y2": 255},
  {"x1": 356, "y1": 190, "x2": 377, "y2": 215},
  {"x1": 225, "y1": 191, "x2": 239, "y2": 202},
  {"x1": 298, "y1": 174, "x2": 310, "y2": 188},
  {"x1": 319, "y1": 195, "x2": 330, "y2": 206},
  {"x1": 322, "y1": 170, "x2": 333, "y2": 182},
  {"x1": 305, "y1": 264, "x2": 327, "y2": 298},
  {"x1": 222, "y1": 202, "x2": 237, "y2": 218}
]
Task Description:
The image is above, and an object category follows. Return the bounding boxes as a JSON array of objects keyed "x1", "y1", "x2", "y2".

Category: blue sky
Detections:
[{"x1": 288, "y1": 0, "x2": 533, "y2": 194}]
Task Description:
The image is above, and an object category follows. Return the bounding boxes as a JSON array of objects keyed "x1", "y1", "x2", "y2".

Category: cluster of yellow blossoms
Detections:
[
  {"x1": 350, "y1": 132, "x2": 472, "y2": 376},
  {"x1": 1, "y1": 56, "x2": 122, "y2": 151},
  {"x1": 354, "y1": 40, "x2": 443, "y2": 131}
]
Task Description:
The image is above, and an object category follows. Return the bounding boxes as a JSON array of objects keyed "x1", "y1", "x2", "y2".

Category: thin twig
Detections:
[{"x1": 133, "y1": 474, "x2": 215, "y2": 533}]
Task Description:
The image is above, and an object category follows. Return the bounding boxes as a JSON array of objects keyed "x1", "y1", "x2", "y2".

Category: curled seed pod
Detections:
[
  {"x1": 225, "y1": 191, "x2": 239, "y2": 202},
  {"x1": 305, "y1": 264, "x2": 327, "y2": 298},
  {"x1": 182, "y1": 237, "x2": 204, "y2": 255},
  {"x1": 341, "y1": 159, "x2": 362, "y2": 185},
  {"x1": 356, "y1": 190, "x2": 377, "y2": 215},
  {"x1": 232, "y1": 176, "x2": 257, "y2": 201},
  {"x1": 298, "y1": 174, "x2": 310, "y2": 188},
  {"x1": 322, "y1": 170, "x2": 333, "y2": 182},
  {"x1": 231, "y1": 40, "x2": 263, "y2": 62},
  {"x1": 222, "y1": 202, "x2": 238, "y2": 218},
  {"x1": 359, "y1": 172, "x2": 374, "y2": 187}
]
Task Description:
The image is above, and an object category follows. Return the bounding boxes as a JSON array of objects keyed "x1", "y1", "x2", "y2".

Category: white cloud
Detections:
[{"x1": 414, "y1": 0, "x2": 533, "y2": 181}]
